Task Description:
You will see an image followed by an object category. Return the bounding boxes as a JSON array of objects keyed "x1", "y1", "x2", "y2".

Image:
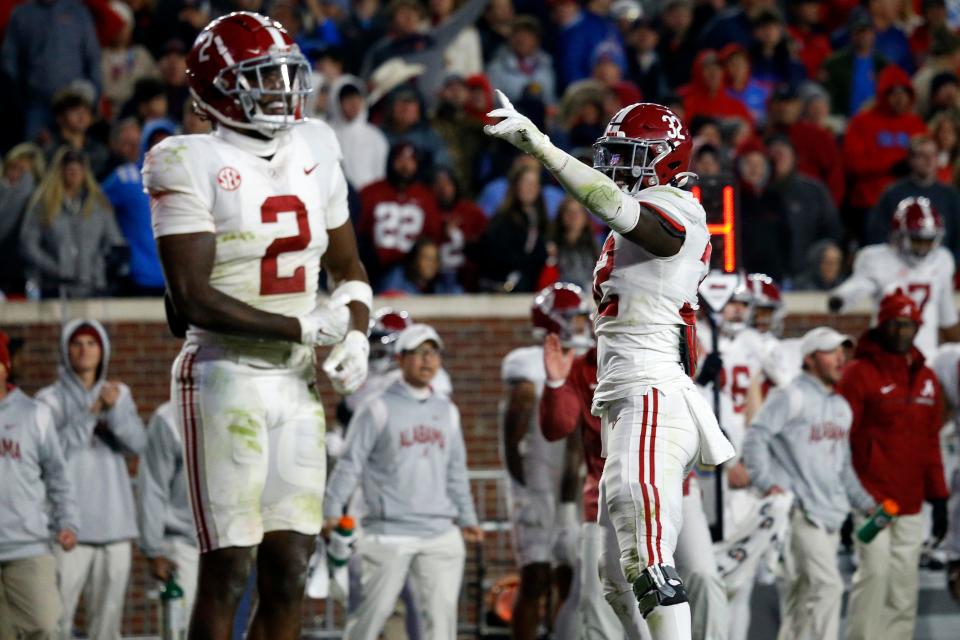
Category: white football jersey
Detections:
[
  {"x1": 501, "y1": 346, "x2": 566, "y2": 494},
  {"x1": 832, "y1": 244, "x2": 958, "y2": 359},
  {"x1": 591, "y1": 186, "x2": 711, "y2": 411},
  {"x1": 717, "y1": 328, "x2": 766, "y2": 416},
  {"x1": 144, "y1": 122, "x2": 350, "y2": 349}
]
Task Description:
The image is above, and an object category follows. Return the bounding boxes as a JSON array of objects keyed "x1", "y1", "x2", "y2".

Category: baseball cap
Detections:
[
  {"x1": 394, "y1": 324, "x2": 444, "y2": 354},
  {"x1": 801, "y1": 327, "x2": 853, "y2": 357}
]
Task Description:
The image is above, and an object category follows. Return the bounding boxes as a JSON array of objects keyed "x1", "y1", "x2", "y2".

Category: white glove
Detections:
[
  {"x1": 298, "y1": 296, "x2": 350, "y2": 346},
  {"x1": 323, "y1": 330, "x2": 370, "y2": 395},
  {"x1": 484, "y1": 89, "x2": 557, "y2": 165}
]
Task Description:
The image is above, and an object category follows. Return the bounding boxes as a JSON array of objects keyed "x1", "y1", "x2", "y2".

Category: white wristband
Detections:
[
  {"x1": 331, "y1": 280, "x2": 373, "y2": 311},
  {"x1": 546, "y1": 378, "x2": 566, "y2": 389}
]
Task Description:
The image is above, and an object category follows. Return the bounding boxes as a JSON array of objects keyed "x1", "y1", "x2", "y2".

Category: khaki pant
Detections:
[
  {"x1": 344, "y1": 528, "x2": 465, "y2": 640},
  {"x1": 0, "y1": 554, "x2": 61, "y2": 640},
  {"x1": 166, "y1": 538, "x2": 199, "y2": 620},
  {"x1": 55, "y1": 542, "x2": 131, "y2": 640},
  {"x1": 846, "y1": 512, "x2": 924, "y2": 640},
  {"x1": 777, "y1": 510, "x2": 844, "y2": 640}
]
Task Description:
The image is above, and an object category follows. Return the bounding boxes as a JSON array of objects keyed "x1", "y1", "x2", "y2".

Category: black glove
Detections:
[
  {"x1": 931, "y1": 498, "x2": 948, "y2": 544},
  {"x1": 827, "y1": 295, "x2": 844, "y2": 313},
  {"x1": 696, "y1": 352, "x2": 724, "y2": 386}
]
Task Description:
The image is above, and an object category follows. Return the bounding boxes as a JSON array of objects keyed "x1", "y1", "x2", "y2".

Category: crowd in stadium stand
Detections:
[{"x1": 1, "y1": 0, "x2": 959, "y2": 299}]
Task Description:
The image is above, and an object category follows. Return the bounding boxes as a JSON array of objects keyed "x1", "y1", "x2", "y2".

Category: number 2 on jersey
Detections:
[{"x1": 260, "y1": 195, "x2": 311, "y2": 295}]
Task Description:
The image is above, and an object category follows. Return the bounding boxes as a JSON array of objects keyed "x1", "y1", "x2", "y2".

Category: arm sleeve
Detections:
[
  {"x1": 37, "y1": 405, "x2": 80, "y2": 534},
  {"x1": 446, "y1": 405, "x2": 479, "y2": 527},
  {"x1": 323, "y1": 401, "x2": 385, "y2": 518},
  {"x1": 136, "y1": 413, "x2": 177, "y2": 557},
  {"x1": 742, "y1": 389, "x2": 790, "y2": 494},
  {"x1": 540, "y1": 382, "x2": 582, "y2": 442},
  {"x1": 104, "y1": 385, "x2": 147, "y2": 455},
  {"x1": 36, "y1": 389, "x2": 97, "y2": 459},
  {"x1": 142, "y1": 137, "x2": 216, "y2": 237},
  {"x1": 19, "y1": 205, "x2": 64, "y2": 279}
]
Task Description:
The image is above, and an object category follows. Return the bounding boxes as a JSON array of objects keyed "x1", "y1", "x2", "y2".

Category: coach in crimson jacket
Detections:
[{"x1": 837, "y1": 290, "x2": 949, "y2": 640}]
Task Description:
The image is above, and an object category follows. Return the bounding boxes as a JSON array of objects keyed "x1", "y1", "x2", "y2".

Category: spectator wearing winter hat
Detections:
[
  {"x1": 839, "y1": 290, "x2": 949, "y2": 640},
  {"x1": 36, "y1": 319, "x2": 146, "y2": 639},
  {"x1": 382, "y1": 86, "x2": 452, "y2": 178},
  {"x1": 821, "y1": 16, "x2": 889, "y2": 117},
  {"x1": 722, "y1": 43, "x2": 771, "y2": 126},
  {"x1": 843, "y1": 65, "x2": 928, "y2": 237},
  {"x1": 487, "y1": 15, "x2": 557, "y2": 107},
  {"x1": 589, "y1": 40, "x2": 641, "y2": 108},
  {"x1": 925, "y1": 71, "x2": 960, "y2": 120},
  {"x1": 99, "y1": 0, "x2": 158, "y2": 120}
]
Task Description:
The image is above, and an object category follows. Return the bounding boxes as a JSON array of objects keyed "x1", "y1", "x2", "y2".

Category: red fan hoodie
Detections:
[
  {"x1": 837, "y1": 329, "x2": 948, "y2": 515},
  {"x1": 681, "y1": 50, "x2": 754, "y2": 127},
  {"x1": 842, "y1": 66, "x2": 928, "y2": 210}
]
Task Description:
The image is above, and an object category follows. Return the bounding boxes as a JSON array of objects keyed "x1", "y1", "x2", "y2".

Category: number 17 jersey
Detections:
[
  {"x1": 144, "y1": 122, "x2": 350, "y2": 349},
  {"x1": 591, "y1": 185, "x2": 711, "y2": 411}
]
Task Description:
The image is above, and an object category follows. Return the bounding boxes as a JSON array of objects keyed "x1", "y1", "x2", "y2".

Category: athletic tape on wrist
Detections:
[{"x1": 332, "y1": 280, "x2": 373, "y2": 310}]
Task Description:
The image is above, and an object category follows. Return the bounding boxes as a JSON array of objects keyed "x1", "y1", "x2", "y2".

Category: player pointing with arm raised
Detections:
[
  {"x1": 485, "y1": 92, "x2": 734, "y2": 640},
  {"x1": 143, "y1": 12, "x2": 370, "y2": 640}
]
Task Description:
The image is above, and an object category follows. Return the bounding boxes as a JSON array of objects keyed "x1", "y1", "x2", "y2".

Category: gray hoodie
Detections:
[
  {"x1": 743, "y1": 372, "x2": 876, "y2": 531},
  {"x1": 326, "y1": 75, "x2": 389, "y2": 191},
  {"x1": 136, "y1": 402, "x2": 195, "y2": 558},
  {"x1": 0, "y1": 387, "x2": 79, "y2": 561},
  {"x1": 324, "y1": 379, "x2": 478, "y2": 537},
  {"x1": 35, "y1": 319, "x2": 146, "y2": 544}
]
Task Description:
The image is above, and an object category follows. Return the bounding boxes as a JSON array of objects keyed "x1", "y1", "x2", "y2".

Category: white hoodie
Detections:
[{"x1": 325, "y1": 75, "x2": 390, "y2": 191}]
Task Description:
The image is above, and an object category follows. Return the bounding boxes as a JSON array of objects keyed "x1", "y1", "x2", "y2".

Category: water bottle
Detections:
[
  {"x1": 160, "y1": 573, "x2": 187, "y2": 640},
  {"x1": 857, "y1": 499, "x2": 900, "y2": 544},
  {"x1": 327, "y1": 515, "x2": 356, "y2": 567}
]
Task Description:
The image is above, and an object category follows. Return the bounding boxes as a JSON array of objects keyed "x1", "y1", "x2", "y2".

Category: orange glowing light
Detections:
[{"x1": 692, "y1": 185, "x2": 736, "y2": 273}]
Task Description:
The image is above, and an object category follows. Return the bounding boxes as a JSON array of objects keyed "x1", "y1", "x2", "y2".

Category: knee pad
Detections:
[{"x1": 632, "y1": 564, "x2": 688, "y2": 617}]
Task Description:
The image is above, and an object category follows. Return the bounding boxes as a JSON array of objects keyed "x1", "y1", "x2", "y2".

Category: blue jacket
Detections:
[{"x1": 101, "y1": 119, "x2": 176, "y2": 289}]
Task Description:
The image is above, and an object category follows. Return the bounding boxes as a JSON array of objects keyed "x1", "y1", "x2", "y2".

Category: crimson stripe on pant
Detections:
[
  {"x1": 650, "y1": 388, "x2": 663, "y2": 566},
  {"x1": 639, "y1": 392, "x2": 656, "y2": 567},
  {"x1": 179, "y1": 351, "x2": 212, "y2": 551}
]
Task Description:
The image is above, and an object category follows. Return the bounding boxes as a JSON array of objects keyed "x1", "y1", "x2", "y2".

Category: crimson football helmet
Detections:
[
  {"x1": 593, "y1": 103, "x2": 695, "y2": 193},
  {"x1": 891, "y1": 196, "x2": 944, "y2": 263},
  {"x1": 369, "y1": 308, "x2": 412, "y2": 373},
  {"x1": 532, "y1": 282, "x2": 593, "y2": 352},
  {"x1": 187, "y1": 12, "x2": 312, "y2": 136}
]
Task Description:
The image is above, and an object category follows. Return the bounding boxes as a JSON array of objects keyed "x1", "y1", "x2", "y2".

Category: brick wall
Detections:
[{"x1": 0, "y1": 296, "x2": 873, "y2": 636}]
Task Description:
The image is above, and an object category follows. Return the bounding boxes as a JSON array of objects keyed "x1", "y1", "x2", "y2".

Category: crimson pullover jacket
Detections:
[{"x1": 837, "y1": 329, "x2": 949, "y2": 515}]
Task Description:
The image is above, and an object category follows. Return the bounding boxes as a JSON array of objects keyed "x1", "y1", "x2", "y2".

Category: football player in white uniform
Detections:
[
  {"x1": 501, "y1": 283, "x2": 591, "y2": 640},
  {"x1": 830, "y1": 196, "x2": 960, "y2": 359},
  {"x1": 486, "y1": 93, "x2": 734, "y2": 640},
  {"x1": 143, "y1": 13, "x2": 371, "y2": 640}
]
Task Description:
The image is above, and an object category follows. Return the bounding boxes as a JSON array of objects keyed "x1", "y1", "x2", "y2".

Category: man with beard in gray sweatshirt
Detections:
[
  {"x1": 742, "y1": 327, "x2": 878, "y2": 640},
  {"x1": 324, "y1": 323, "x2": 482, "y2": 640},
  {"x1": 0, "y1": 330, "x2": 79, "y2": 639},
  {"x1": 35, "y1": 319, "x2": 146, "y2": 640}
]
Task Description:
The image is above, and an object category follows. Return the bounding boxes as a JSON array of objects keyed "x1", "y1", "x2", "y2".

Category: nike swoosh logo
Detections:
[
  {"x1": 303, "y1": 164, "x2": 319, "y2": 175},
  {"x1": 880, "y1": 384, "x2": 896, "y2": 394}
]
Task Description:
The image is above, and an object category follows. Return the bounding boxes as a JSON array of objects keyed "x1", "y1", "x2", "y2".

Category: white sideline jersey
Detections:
[
  {"x1": 832, "y1": 244, "x2": 957, "y2": 359},
  {"x1": 591, "y1": 185, "x2": 711, "y2": 412},
  {"x1": 143, "y1": 121, "x2": 350, "y2": 350}
]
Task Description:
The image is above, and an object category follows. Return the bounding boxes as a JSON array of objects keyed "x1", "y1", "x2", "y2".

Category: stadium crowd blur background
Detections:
[{"x1": 3, "y1": 0, "x2": 960, "y2": 637}]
